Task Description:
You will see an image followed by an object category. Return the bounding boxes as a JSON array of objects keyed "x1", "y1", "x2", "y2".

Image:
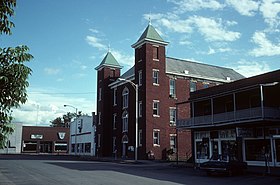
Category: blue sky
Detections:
[{"x1": 2, "y1": 0, "x2": 280, "y2": 126}]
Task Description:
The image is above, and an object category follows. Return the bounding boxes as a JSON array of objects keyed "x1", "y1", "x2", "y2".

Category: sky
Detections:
[{"x1": 1, "y1": 0, "x2": 280, "y2": 126}]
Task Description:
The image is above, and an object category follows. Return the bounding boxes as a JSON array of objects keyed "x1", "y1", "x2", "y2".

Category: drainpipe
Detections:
[{"x1": 260, "y1": 85, "x2": 264, "y2": 118}]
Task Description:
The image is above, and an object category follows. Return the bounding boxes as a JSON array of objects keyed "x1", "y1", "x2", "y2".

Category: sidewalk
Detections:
[{"x1": 246, "y1": 166, "x2": 280, "y2": 177}]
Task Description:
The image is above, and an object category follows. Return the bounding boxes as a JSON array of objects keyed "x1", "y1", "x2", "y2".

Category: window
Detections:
[
  {"x1": 153, "y1": 129, "x2": 160, "y2": 146},
  {"x1": 85, "y1": 143, "x2": 91, "y2": 153},
  {"x1": 97, "y1": 134, "x2": 101, "y2": 147},
  {"x1": 153, "y1": 100, "x2": 159, "y2": 116},
  {"x1": 98, "y1": 112, "x2": 101, "y2": 125},
  {"x1": 152, "y1": 70, "x2": 159, "y2": 85},
  {"x1": 138, "y1": 70, "x2": 142, "y2": 86},
  {"x1": 169, "y1": 79, "x2": 176, "y2": 97},
  {"x1": 113, "y1": 114, "x2": 117, "y2": 129},
  {"x1": 112, "y1": 137, "x2": 116, "y2": 152},
  {"x1": 153, "y1": 46, "x2": 159, "y2": 59},
  {"x1": 113, "y1": 88, "x2": 117, "y2": 106},
  {"x1": 110, "y1": 69, "x2": 115, "y2": 77},
  {"x1": 139, "y1": 129, "x2": 142, "y2": 147},
  {"x1": 170, "y1": 134, "x2": 177, "y2": 153},
  {"x1": 190, "y1": 81, "x2": 196, "y2": 92},
  {"x1": 139, "y1": 101, "x2": 142, "y2": 117},
  {"x1": 169, "y1": 107, "x2": 176, "y2": 126},
  {"x1": 99, "y1": 87, "x2": 102, "y2": 101},
  {"x1": 122, "y1": 87, "x2": 129, "y2": 108},
  {"x1": 122, "y1": 111, "x2": 128, "y2": 132},
  {"x1": 203, "y1": 83, "x2": 209, "y2": 89}
]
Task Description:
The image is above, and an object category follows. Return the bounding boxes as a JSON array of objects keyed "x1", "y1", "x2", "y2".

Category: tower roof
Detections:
[
  {"x1": 95, "y1": 51, "x2": 122, "y2": 70},
  {"x1": 132, "y1": 24, "x2": 168, "y2": 48}
]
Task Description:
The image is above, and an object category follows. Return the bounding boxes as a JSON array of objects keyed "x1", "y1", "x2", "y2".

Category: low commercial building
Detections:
[
  {"x1": 22, "y1": 126, "x2": 69, "y2": 154},
  {"x1": 177, "y1": 70, "x2": 280, "y2": 167},
  {"x1": 69, "y1": 114, "x2": 96, "y2": 156},
  {"x1": 0, "y1": 123, "x2": 23, "y2": 154}
]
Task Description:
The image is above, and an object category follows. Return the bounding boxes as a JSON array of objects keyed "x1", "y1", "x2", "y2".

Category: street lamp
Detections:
[
  {"x1": 64, "y1": 104, "x2": 78, "y2": 155},
  {"x1": 118, "y1": 78, "x2": 139, "y2": 161}
]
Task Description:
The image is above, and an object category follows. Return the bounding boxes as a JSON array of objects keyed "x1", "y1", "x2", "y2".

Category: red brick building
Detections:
[
  {"x1": 177, "y1": 70, "x2": 280, "y2": 167},
  {"x1": 22, "y1": 126, "x2": 69, "y2": 154},
  {"x1": 95, "y1": 23, "x2": 244, "y2": 160}
]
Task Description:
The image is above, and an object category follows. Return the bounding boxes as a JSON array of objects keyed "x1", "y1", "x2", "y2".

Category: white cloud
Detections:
[
  {"x1": 226, "y1": 0, "x2": 259, "y2": 16},
  {"x1": 12, "y1": 88, "x2": 95, "y2": 126},
  {"x1": 230, "y1": 60, "x2": 271, "y2": 77},
  {"x1": 259, "y1": 0, "x2": 280, "y2": 28},
  {"x1": 168, "y1": 0, "x2": 224, "y2": 12},
  {"x1": 250, "y1": 31, "x2": 280, "y2": 56},
  {"x1": 111, "y1": 50, "x2": 134, "y2": 68},
  {"x1": 86, "y1": 35, "x2": 107, "y2": 50},
  {"x1": 189, "y1": 16, "x2": 241, "y2": 42},
  {"x1": 207, "y1": 47, "x2": 232, "y2": 55},
  {"x1": 44, "y1": 67, "x2": 60, "y2": 75}
]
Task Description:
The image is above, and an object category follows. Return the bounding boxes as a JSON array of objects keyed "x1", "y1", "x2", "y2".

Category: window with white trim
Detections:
[
  {"x1": 153, "y1": 46, "x2": 159, "y2": 60},
  {"x1": 113, "y1": 113, "x2": 117, "y2": 129},
  {"x1": 152, "y1": 69, "x2": 159, "y2": 85},
  {"x1": 153, "y1": 100, "x2": 159, "y2": 116},
  {"x1": 139, "y1": 129, "x2": 142, "y2": 147},
  {"x1": 122, "y1": 111, "x2": 128, "y2": 132},
  {"x1": 139, "y1": 101, "x2": 142, "y2": 117},
  {"x1": 170, "y1": 134, "x2": 177, "y2": 153},
  {"x1": 169, "y1": 107, "x2": 176, "y2": 126},
  {"x1": 138, "y1": 70, "x2": 142, "y2": 86},
  {"x1": 153, "y1": 129, "x2": 160, "y2": 146},
  {"x1": 98, "y1": 87, "x2": 102, "y2": 101},
  {"x1": 98, "y1": 112, "x2": 101, "y2": 125},
  {"x1": 113, "y1": 88, "x2": 117, "y2": 106},
  {"x1": 122, "y1": 87, "x2": 129, "y2": 109},
  {"x1": 190, "y1": 81, "x2": 196, "y2": 92},
  {"x1": 98, "y1": 134, "x2": 101, "y2": 147},
  {"x1": 169, "y1": 79, "x2": 176, "y2": 97},
  {"x1": 112, "y1": 137, "x2": 116, "y2": 152}
]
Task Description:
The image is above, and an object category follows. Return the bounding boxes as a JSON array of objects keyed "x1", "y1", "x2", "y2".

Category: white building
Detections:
[
  {"x1": 0, "y1": 123, "x2": 22, "y2": 154},
  {"x1": 69, "y1": 114, "x2": 96, "y2": 156}
]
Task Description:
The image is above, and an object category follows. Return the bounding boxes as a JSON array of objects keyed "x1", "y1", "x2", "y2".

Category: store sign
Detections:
[
  {"x1": 58, "y1": 132, "x2": 66, "y2": 140},
  {"x1": 31, "y1": 134, "x2": 43, "y2": 139}
]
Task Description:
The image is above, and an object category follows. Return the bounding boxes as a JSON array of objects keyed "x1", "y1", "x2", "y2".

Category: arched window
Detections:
[
  {"x1": 122, "y1": 111, "x2": 128, "y2": 132},
  {"x1": 122, "y1": 87, "x2": 129, "y2": 108}
]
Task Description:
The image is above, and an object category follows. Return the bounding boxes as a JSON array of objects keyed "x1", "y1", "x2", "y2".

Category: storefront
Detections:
[
  {"x1": 22, "y1": 126, "x2": 69, "y2": 154},
  {"x1": 194, "y1": 127, "x2": 280, "y2": 167}
]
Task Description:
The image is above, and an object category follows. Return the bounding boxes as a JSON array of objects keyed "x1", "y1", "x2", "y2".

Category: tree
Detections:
[
  {"x1": 50, "y1": 111, "x2": 83, "y2": 127},
  {"x1": 0, "y1": 0, "x2": 33, "y2": 148}
]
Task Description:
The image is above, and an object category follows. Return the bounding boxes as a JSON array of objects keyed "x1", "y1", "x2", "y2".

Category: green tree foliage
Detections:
[
  {"x1": 0, "y1": 0, "x2": 33, "y2": 148},
  {"x1": 50, "y1": 112, "x2": 83, "y2": 128}
]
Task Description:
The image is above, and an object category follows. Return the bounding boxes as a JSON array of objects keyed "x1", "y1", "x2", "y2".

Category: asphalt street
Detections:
[{"x1": 0, "y1": 155, "x2": 279, "y2": 185}]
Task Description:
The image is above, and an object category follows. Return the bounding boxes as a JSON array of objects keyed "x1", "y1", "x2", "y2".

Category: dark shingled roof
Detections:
[{"x1": 166, "y1": 57, "x2": 244, "y2": 82}]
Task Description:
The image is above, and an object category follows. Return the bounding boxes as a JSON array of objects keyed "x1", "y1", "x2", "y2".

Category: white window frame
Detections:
[
  {"x1": 169, "y1": 107, "x2": 176, "y2": 126},
  {"x1": 138, "y1": 70, "x2": 142, "y2": 86},
  {"x1": 169, "y1": 79, "x2": 176, "y2": 98},
  {"x1": 113, "y1": 113, "x2": 117, "y2": 129},
  {"x1": 99, "y1": 87, "x2": 102, "y2": 101},
  {"x1": 170, "y1": 134, "x2": 177, "y2": 153},
  {"x1": 139, "y1": 129, "x2": 142, "y2": 147},
  {"x1": 122, "y1": 87, "x2": 129, "y2": 109},
  {"x1": 112, "y1": 137, "x2": 116, "y2": 152},
  {"x1": 113, "y1": 88, "x2": 117, "y2": 106},
  {"x1": 152, "y1": 69, "x2": 159, "y2": 85},
  {"x1": 153, "y1": 100, "x2": 160, "y2": 117},
  {"x1": 153, "y1": 129, "x2": 160, "y2": 146},
  {"x1": 122, "y1": 111, "x2": 128, "y2": 132},
  {"x1": 98, "y1": 134, "x2": 101, "y2": 147},
  {"x1": 139, "y1": 101, "x2": 142, "y2": 118},
  {"x1": 190, "y1": 80, "x2": 197, "y2": 92},
  {"x1": 98, "y1": 112, "x2": 101, "y2": 125}
]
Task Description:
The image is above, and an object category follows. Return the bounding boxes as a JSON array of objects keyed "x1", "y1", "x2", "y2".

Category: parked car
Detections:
[{"x1": 200, "y1": 154, "x2": 247, "y2": 176}]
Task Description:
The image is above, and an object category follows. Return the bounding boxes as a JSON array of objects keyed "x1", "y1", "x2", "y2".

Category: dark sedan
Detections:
[{"x1": 200, "y1": 154, "x2": 247, "y2": 176}]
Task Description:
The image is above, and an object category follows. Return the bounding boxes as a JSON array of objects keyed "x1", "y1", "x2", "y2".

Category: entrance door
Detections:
[{"x1": 272, "y1": 137, "x2": 280, "y2": 167}]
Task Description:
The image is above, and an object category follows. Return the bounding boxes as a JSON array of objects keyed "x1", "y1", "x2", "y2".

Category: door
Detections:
[{"x1": 272, "y1": 137, "x2": 280, "y2": 167}]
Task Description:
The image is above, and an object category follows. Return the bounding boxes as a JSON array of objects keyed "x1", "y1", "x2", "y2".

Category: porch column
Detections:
[
  {"x1": 260, "y1": 85, "x2": 264, "y2": 118},
  {"x1": 233, "y1": 93, "x2": 236, "y2": 120},
  {"x1": 211, "y1": 98, "x2": 214, "y2": 124}
]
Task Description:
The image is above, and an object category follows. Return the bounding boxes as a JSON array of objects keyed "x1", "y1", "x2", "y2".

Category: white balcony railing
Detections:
[{"x1": 177, "y1": 107, "x2": 280, "y2": 128}]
